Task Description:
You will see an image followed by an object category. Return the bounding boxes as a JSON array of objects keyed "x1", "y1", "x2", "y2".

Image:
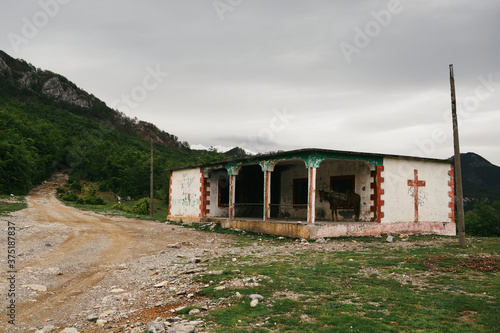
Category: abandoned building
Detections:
[{"x1": 167, "y1": 148, "x2": 456, "y2": 239}]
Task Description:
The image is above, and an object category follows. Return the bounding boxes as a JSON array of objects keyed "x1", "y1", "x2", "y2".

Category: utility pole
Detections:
[
  {"x1": 150, "y1": 141, "x2": 154, "y2": 219},
  {"x1": 449, "y1": 64, "x2": 466, "y2": 247}
]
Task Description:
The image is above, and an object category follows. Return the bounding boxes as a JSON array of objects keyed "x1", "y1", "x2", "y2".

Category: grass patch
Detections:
[
  {"x1": 0, "y1": 195, "x2": 26, "y2": 215},
  {"x1": 198, "y1": 237, "x2": 500, "y2": 332}
]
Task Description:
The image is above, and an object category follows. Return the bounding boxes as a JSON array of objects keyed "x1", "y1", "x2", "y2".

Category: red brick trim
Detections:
[
  {"x1": 168, "y1": 172, "x2": 173, "y2": 216},
  {"x1": 199, "y1": 169, "x2": 210, "y2": 217},
  {"x1": 370, "y1": 165, "x2": 385, "y2": 222},
  {"x1": 448, "y1": 166, "x2": 455, "y2": 222}
]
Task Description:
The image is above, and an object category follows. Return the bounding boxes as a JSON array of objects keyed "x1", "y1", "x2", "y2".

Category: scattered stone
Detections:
[
  {"x1": 277, "y1": 236, "x2": 285, "y2": 240},
  {"x1": 182, "y1": 268, "x2": 204, "y2": 275},
  {"x1": 235, "y1": 292, "x2": 242, "y2": 298},
  {"x1": 349, "y1": 259, "x2": 354, "y2": 262},
  {"x1": 86, "y1": 314, "x2": 99, "y2": 322},
  {"x1": 249, "y1": 294, "x2": 264, "y2": 301},
  {"x1": 214, "y1": 286, "x2": 225, "y2": 291},
  {"x1": 189, "y1": 308, "x2": 201, "y2": 315},
  {"x1": 232, "y1": 258, "x2": 237, "y2": 262},
  {"x1": 154, "y1": 281, "x2": 168, "y2": 288},
  {"x1": 250, "y1": 299, "x2": 259, "y2": 307},
  {"x1": 174, "y1": 306, "x2": 186, "y2": 312},
  {"x1": 399, "y1": 234, "x2": 409, "y2": 241},
  {"x1": 146, "y1": 320, "x2": 165, "y2": 332},
  {"x1": 96, "y1": 319, "x2": 106, "y2": 326},
  {"x1": 386, "y1": 235, "x2": 394, "y2": 243},
  {"x1": 35, "y1": 325, "x2": 55, "y2": 333},
  {"x1": 110, "y1": 288, "x2": 126, "y2": 293},
  {"x1": 23, "y1": 284, "x2": 47, "y2": 292},
  {"x1": 231, "y1": 269, "x2": 241, "y2": 274},
  {"x1": 187, "y1": 293, "x2": 194, "y2": 299},
  {"x1": 60, "y1": 329, "x2": 79, "y2": 333},
  {"x1": 316, "y1": 237, "x2": 326, "y2": 243}
]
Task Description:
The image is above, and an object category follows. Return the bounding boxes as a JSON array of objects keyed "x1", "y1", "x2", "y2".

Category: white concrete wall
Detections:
[
  {"x1": 207, "y1": 169, "x2": 229, "y2": 217},
  {"x1": 169, "y1": 168, "x2": 202, "y2": 217},
  {"x1": 382, "y1": 157, "x2": 452, "y2": 223}
]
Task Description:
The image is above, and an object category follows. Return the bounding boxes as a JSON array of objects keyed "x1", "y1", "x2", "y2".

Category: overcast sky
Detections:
[{"x1": 1, "y1": 0, "x2": 499, "y2": 165}]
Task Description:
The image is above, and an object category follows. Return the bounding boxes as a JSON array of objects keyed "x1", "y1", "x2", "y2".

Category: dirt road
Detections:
[{"x1": 1, "y1": 174, "x2": 237, "y2": 332}]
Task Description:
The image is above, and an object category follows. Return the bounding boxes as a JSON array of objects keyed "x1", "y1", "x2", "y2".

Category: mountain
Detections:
[
  {"x1": 0, "y1": 50, "x2": 185, "y2": 149},
  {"x1": 452, "y1": 152, "x2": 500, "y2": 210},
  {"x1": 0, "y1": 51, "x2": 226, "y2": 196}
]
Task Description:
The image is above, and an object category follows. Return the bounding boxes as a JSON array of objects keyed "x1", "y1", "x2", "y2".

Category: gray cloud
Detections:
[{"x1": 1, "y1": 0, "x2": 499, "y2": 165}]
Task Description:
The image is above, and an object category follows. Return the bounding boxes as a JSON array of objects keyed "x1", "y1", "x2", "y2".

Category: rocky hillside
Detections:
[{"x1": 0, "y1": 50, "x2": 186, "y2": 149}]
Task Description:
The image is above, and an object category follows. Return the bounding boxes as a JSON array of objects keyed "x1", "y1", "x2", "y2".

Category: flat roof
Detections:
[{"x1": 169, "y1": 148, "x2": 452, "y2": 171}]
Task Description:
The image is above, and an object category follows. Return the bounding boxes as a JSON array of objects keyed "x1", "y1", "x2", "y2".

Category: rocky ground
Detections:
[{"x1": 0, "y1": 174, "x2": 457, "y2": 333}]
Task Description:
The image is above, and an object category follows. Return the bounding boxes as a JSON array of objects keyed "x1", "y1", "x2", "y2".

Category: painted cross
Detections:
[{"x1": 407, "y1": 169, "x2": 426, "y2": 222}]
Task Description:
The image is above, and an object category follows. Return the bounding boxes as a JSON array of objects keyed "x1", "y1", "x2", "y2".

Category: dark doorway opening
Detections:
[{"x1": 235, "y1": 165, "x2": 263, "y2": 217}]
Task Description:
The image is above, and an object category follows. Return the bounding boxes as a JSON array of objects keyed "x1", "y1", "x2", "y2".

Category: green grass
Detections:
[
  {"x1": 191, "y1": 237, "x2": 500, "y2": 332},
  {"x1": 0, "y1": 195, "x2": 26, "y2": 215}
]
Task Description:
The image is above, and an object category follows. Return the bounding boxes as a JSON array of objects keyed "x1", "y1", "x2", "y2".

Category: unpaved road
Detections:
[{"x1": 1, "y1": 174, "x2": 237, "y2": 332}]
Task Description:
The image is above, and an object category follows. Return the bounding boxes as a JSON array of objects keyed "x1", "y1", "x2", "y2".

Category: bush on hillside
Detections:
[
  {"x1": 132, "y1": 198, "x2": 150, "y2": 215},
  {"x1": 465, "y1": 201, "x2": 500, "y2": 237},
  {"x1": 76, "y1": 183, "x2": 105, "y2": 205}
]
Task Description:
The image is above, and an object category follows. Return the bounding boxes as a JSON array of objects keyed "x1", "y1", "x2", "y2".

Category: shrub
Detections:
[
  {"x1": 62, "y1": 192, "x2": 78, "y2": 201},
  {"x1": 132, "y1": 197, "x2": 150, "y2": 215},
  {"x1": 56, "y1": 187, "x2": 67, "y2": 194},
  {"x1": 76, "y1": 183, "x2": 105, "y2": 205},
  {"x1": 465, "y1": 201, "x2": 500, "y2": 237}
]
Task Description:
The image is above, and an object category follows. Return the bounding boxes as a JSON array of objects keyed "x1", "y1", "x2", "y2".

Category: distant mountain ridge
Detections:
[
  {"x1": 0, "y1": 50, "x2": 186, "y2": 149},
  {"x1": 451, "y1": 152, "x2": 500, "y2": 209}
]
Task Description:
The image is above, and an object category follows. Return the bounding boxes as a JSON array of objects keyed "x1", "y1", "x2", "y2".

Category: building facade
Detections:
[{"x1": 168, "y1": 149, "x2": 456, "y2": 239}]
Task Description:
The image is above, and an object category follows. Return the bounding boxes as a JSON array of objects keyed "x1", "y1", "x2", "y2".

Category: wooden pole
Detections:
[
  {"x1": 449, "y1": 64, "x2": 466, "y2": 247},
  {"x1": 150, "y1": 142, "x2": 154, "y2": 219}
]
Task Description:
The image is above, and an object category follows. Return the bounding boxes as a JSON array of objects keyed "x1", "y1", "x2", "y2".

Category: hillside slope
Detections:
[
  {"x1": 0, "y1": 51, "x2": 226, "y2": 196},
  {"x1": 0, "y1": 50, "x2": 185, "y2": 149}
]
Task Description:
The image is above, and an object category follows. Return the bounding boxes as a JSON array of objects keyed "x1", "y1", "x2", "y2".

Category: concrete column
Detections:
[
  {"x1": 263, "y1": 171, "x2": 271, "y2": 221},
  {"x1": 307, "y1": 167, "x2": 317, "y2": 224},
  {"x1": 229, "y1": 174, "x2": 236, "y2": 219}
]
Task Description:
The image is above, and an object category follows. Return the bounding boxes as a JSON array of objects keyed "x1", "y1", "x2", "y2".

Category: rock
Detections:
[
  {"x1": 250, "y1": 299, "x2": 259, "y2": 307},
  {"x1": 316, "y1": 237, "x2": 326, "y2": 243},
  {"x1": 189, "y1": 308, "x2": 201, "y2": 315},
  {"x1": 232, "y1": 258, "x2": 237, "y2": 262},
  {"x1": 169, "y1": 325, "x2": 196, "y2": 333},
  {"x1": 277, "y1": 236, "x2": 285, "y2": 240},
  {"x1": 110, "y1": 288, "x2": 126, "y2": 293},
  {"x1": 96, "y1": 319, "x2": 106, "y2": 326},
  {"x1": 235, "y1": 292, "x2": 242, "y2": 298},
  {"x1": 35, "y1": 325, "x2": 55, "y2": 333},
  {"x1": 87, "y1": 314, "x2": 99, "y2": 322},
  {"x1": 214, "y1": 286, "x2": 225, "y2": 291},
  {"x1": 386, "y1": 235, "x2": 394, "y2": 243},
  {"x1": 146, "y1": 321, "x2": 165, "y2": 333},
  {"x1": 23, "y1": 284, "x2": 47, "y2": 292},
  {"x1": 231, "y1": 269, "x2": 241, "y2": 274},
  {"x1": 130, "y1": 328, "x2": 143, "y2": 333},
  {"x1": 60, "y1": 329, "x2": 79, "y2": 333},
  {"x1": 175, "y1": 306, "x2": 187, "y2": 312},
  {"x1": 18, "y1": 71, "x2": 38, "y2": 89},
  {"x1": 249, "y1": 294, "x2": 264, "y2": 301},
  {"x1": 42, "y1": 77, "x2": 92, "y2": 109},
  {"x1": 146, "y1": 321, "x2": 165, "y2": 332},
  {"x1": 154, "y1": 281, "x2": 169, "y2": 288}
]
